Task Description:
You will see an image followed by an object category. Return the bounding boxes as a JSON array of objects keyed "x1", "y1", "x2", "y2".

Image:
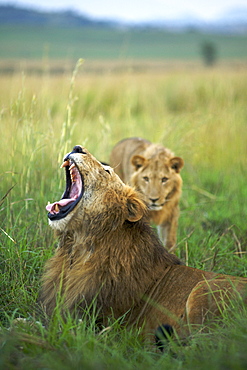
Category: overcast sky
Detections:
[{"x1": 1, "y1": 0, "x2": 247, "y2": 21}]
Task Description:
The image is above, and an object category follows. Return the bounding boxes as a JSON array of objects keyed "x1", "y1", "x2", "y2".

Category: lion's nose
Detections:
[
  {"x1": 72, "y1": 145, "x2": 84, "y2": 154},
  {"x1": 150, "y1": 198, "x2": 159, "y2": 203}
]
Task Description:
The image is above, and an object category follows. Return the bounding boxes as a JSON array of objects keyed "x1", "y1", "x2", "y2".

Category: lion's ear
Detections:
[
  {"x1": 131, "y1": 155, "x2": 146, "y2": 170},
  {"x1": 126, "y1": 188, "x2": 146, "y2": 222},
  {"x1": 169, "y1": 157, "x2": 184, "y2": 173}
]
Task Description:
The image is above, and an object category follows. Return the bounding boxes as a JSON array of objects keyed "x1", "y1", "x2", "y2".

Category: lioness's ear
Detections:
[
  {"x1": 131, "y1": 155, "x2": 146, "y2": 170},
  {"x1": 126, "y1": 188, "x2": 146, "y2": 222},
  {"x1": 170, "y1": 157, "x2": 184, "y2": 173}
]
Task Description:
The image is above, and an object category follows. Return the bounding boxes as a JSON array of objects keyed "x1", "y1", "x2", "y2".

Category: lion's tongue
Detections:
[
  {"x1": 46, "y1": 182, "x2": 81, "y2": 214},
  {"x1": 46, "y1": 199, "x2": 75, "y2": 214}
]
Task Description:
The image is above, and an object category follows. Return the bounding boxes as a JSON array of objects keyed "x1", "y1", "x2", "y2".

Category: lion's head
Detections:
[
  {"x1": 46, "y1": 145, "x2": 146, "y2": 232},
  {"x1": 130, "y1": 145, "x2": 184, "y2": 211}
]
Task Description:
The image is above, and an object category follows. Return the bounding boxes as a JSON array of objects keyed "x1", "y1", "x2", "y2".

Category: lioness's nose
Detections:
[{"x1": 150, "y1": 198, "x2": 159, "y2": 203}]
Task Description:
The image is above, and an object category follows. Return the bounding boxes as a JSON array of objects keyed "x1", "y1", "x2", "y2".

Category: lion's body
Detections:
[
  {"x1": 109, "y1": 137, "x2": 184, "y2": 250},
  {"x1": 41, "y1": 145, "x2": 247, "y2": 342}
]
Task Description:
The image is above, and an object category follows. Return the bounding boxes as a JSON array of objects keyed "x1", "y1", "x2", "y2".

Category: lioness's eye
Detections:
[
  {"x1": 143, "y1": 176, "x2": 149, "y2": 182},
  {"x1": 162, "y1": 177, "x2": 168, "y2": 183}
]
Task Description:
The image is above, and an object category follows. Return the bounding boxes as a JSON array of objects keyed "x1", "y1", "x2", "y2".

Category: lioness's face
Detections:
[
  {"x1": 131, "y1": 156, "x2": 183, "y2": 211},
  {"x1": 46, "y1": 145, "x2": 122, "y2": 231}
]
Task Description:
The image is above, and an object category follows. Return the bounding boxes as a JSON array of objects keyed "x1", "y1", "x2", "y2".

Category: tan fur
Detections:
[
  {"x1": 40, "y1": 145, "x2": 247, "y2": 342},
  {"x1": 109, "y1": 137, "x2": 184, "y2": 250}
]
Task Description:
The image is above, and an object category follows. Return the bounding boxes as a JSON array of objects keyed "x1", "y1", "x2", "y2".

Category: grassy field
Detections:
[
  {"x1": 0, "y1": 60, "x2": 247, "y2": 368},
  {"x1": 0, "y1": 25, "x2": 247, "y2": 62}
]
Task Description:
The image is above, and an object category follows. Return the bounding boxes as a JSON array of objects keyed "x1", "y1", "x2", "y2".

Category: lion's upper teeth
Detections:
[
  {"x1": 70, "y1": 164, "x2": 77, "y2": 183},
  {"x1": 61, "y1": 160, "x2": 70, "y2": 168}
]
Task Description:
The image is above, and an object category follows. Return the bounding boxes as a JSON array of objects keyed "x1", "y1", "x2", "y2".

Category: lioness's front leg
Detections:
[{"x1": 157, "y1": 217, "x2": 178, "y2": 251}]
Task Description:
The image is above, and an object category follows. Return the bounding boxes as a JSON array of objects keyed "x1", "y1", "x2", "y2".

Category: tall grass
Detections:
[{"x1": 0, "y1": 62, "x2": 247, "y2": 368}]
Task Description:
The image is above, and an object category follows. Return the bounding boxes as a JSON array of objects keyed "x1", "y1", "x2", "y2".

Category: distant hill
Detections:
[
  {"x1": 0, "y1": 4, "x2": 247, "y2": 33},
  {"x1": 0, "y1": 5, "x2": 117, "y2": 27}
]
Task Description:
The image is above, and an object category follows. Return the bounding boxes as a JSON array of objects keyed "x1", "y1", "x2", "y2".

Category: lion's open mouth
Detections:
[{"x1": 46, "y1": 159, "x2": 84, "y2": 221}]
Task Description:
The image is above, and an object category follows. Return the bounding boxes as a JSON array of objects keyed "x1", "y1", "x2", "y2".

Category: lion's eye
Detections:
[
  {"x1": 162, "y1": 177, "x2": 168, "y2": 183},
  {"x1": 103, "y1": 166, "x2": 111, "y2": 175},
  {"x1": 143, "y1": 176, "x2": 149, "y2": 182}
]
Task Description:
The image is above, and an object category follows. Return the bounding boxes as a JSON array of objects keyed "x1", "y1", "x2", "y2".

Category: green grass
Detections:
[
  {"x1": 0, "y1": 25, "x2": 247, "y2": 60},
  {"x1": 0, "y1": 61, "x2": 247, "y2": 368}
]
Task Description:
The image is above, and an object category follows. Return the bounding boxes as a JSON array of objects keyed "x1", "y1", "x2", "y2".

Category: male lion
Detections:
[
  {"x1": 109, "y1": 137, "x2": 184, "y2": 251},
  {"x1": 41, "y1": 145, "x2": 247, "y2": 345}
]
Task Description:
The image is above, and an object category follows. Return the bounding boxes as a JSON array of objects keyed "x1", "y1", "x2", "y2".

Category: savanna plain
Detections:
[{"x1": 0, "y1": 59, "x2": 247, "y2": 369}]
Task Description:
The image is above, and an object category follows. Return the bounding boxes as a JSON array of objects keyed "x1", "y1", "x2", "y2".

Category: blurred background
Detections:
[{"x1": 0, "y1": 0, "x2": 247, "y2": 73}]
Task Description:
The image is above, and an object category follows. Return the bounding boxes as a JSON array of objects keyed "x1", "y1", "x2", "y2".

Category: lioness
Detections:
[
  {"x1": 109, "y1": 137, "x2": 184, "y2": 251},
  {"x1": 41, "y1": 145, "x2": 247, "y2": 344}
]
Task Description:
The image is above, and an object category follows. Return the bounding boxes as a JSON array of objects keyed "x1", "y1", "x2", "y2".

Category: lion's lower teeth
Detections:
[{"x1": 55, "y1": 204, "x2": 60, "y2": 212}]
